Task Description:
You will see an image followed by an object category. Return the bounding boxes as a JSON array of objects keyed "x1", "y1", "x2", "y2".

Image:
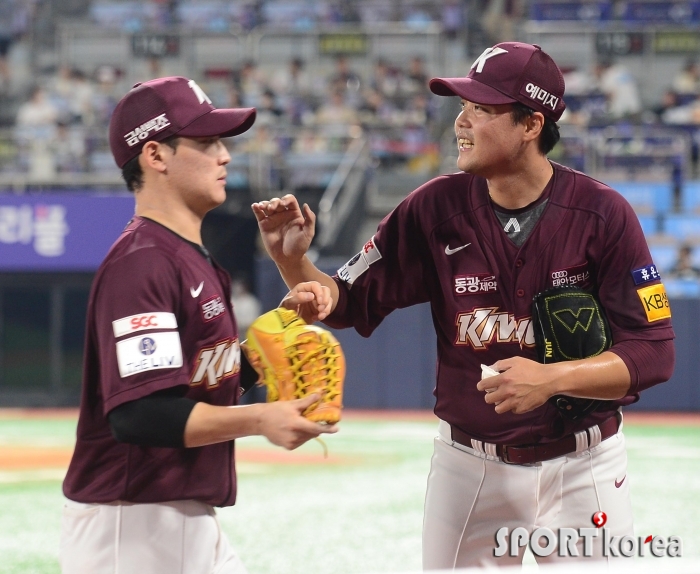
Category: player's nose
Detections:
[
  {"x1": 218, "y1": 141, "x2": 231, "y2": 165},
  {"x1": 455, "y1": 108, "x2": 472, "y2": 129}
]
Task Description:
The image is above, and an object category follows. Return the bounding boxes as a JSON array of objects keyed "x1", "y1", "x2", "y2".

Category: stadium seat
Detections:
[
  {"x1": 529, "y1": 2, "x2": 613, "y2": 21},
  {"x1": 636, "y1": 214, "x2": 658, "y2": 236},
  {"x1": 176, "y1": 2, "x2": 236, "y2": 31},
  {"x1": 681, "y1": 181, "x2": 700, "y2": 213},
  {"x1": 621, "y1": 1, "x2": 700, "y2": 23},
  {"x1": 662, "y1": 214, "x2": 700, "y2": 241},
  {"x1": 663, "y1": 278, "x2": 700, "y2": 298},
  {"x1": 610, "y1": 182, "x2": 673, "y2": 214},
  {"x1": 649, "y1": 244, "x2": 679, "y2": 274}
]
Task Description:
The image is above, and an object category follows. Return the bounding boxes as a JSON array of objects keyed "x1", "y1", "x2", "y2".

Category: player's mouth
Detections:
[{"x1": 457, "y1": 138, "x2": 474, "y2": 151}]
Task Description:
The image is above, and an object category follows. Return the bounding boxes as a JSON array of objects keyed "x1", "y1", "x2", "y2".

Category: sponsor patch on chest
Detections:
[
  {"x1": 115, "y1": 331, "x2": 183, "y2": 378},
  {"x1": 631, "y1": 264, "x2": 661, "y2": 286},
  {"x1": 454, "y1": 274, "x2": 498, "y2": 296},
  {"x1": 637, "y1": 283, "x2": 671, "y2": 322},
  {"x1": 548, "y1": 262, "x2": 591, "y2": 289},
  {"x1": 337, "y1": 236, "x2": 382, "y2": 286},
  {"x1": 201, "y1": 296, "x2": 226, "y2": 322}
]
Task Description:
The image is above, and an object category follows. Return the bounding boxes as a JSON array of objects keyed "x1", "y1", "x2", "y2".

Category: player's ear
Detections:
[
  {"x1": 522, "y1": 112, "x2": 545, "y2": 143},
  {"x1": 141, "y1": 140, "x2": 169, "y2": 174}
]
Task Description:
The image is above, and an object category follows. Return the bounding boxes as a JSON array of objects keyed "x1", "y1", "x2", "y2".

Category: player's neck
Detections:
[
  {"x1": 486, "y1": 158, "x2": 553, "y2": 210},
  {"x1": 134, "y1": 191, "x2": 204, "y2": 245}
]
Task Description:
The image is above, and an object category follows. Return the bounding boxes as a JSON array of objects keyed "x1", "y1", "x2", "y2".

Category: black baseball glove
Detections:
[{"x1": 531, "y1": 286, "x2": 612, "y2": 421}]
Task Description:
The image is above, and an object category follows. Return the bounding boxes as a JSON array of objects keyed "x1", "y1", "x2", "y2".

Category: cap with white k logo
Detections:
[
  {"x1": 109, "y1": 76, "x2": 256, "y2": 168},
  {"x1": 429, "y1": 42, "x2": 566, "y2": 121}
]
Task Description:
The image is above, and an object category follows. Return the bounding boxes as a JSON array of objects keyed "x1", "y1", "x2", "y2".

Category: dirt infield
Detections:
[
  {"x1": 0, "y1": 447, "x2": 73, "y2": 470},
  {"x1": 0, "y1": 444, "x2": 356, "y2": 471},
  {"x1": 0, "y1": 447, "x2": 357, "y2": 470},
  {"x1": 0, "y1": 409, "x2": 697, "y2": 472},
  {"x1": 623, "y1": 411, "x2": 700, "y2": 426},
  {"x1": 2, "y1": 408, "x2": 698, "y2": 425}
]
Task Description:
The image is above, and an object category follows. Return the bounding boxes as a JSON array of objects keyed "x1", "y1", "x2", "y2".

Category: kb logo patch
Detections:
[{"x1": 637, "y1": 283, "x2": 671, "y2": 322}]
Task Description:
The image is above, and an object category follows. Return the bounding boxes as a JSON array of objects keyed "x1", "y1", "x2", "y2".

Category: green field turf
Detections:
[{"x1": 0, "y1": 415, "x2": 697, "y2": 574}]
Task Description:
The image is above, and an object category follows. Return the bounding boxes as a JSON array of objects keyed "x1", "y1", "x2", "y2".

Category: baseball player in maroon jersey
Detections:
[
  {"x1": 253, "y1": 43, "x2": 675, "y2": 568},
  {"x1": 61, "y1": 77, "x2": 336, "y2": 574}
]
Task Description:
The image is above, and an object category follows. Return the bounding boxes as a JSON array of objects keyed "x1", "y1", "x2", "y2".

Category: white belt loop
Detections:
[
  {"x1": 471, "y1": 439, "x2": 485, "y2": 453},
  {"x1": 587, "y1": 424, "x2": 602, "y2": 449},
  {"x1": 574, "y1": 430, "x2": 589, "y2": 453},
  {"x1": 484, "y1": 442, "x2": 498, "y2": 457}
]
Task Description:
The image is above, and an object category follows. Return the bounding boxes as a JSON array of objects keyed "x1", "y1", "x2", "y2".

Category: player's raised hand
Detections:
[
  {"x1": 280, "y1": 281, "x2": 333, "y2": 322},
  {"x1": 259, "y1": 394, "x2": 338, "y2": 450},
  {"x1": 251, "y1": 195, "x2": 316, "y2": 265}
]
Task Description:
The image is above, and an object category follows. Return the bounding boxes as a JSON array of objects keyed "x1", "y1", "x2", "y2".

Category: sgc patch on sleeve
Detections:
[{"x1": 636, "y1": 283, "x2": 671, "y2": 322}]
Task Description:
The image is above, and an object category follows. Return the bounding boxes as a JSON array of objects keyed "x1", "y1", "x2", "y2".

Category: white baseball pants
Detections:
[
  {"x1": 423, "y1": 419, "x2": 634, "y2": 569},
  {"x1": 59, "y1": 499, "x2": 247, "y2": 574}
]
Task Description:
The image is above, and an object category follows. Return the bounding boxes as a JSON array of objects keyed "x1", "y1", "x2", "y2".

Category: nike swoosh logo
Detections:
[
  {"x1": 445, "y1": 243, "x2": 471, "y2": 255},
  {"x1": 190, "y1": 281, "x2": 204, "y2": 298},
  {"x1": 615, "y1": 476, "x2": 626, "y2": 488}
]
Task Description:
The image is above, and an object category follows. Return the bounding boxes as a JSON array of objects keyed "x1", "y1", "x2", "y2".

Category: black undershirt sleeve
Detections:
[
  {"x1": 108, "y1": 387, "x2": 197, "y2": 449},
  {"x1": 240, "y1": 347, "x2": 260, "y2": 395},
  {"x1": 109, "y1": 353, "x2": 259, "y2": 449}
]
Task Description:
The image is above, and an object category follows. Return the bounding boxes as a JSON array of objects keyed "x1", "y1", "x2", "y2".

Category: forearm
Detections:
[
  {"x1": 545, "y1": 351, "x2": 631, "y2": 400},
  {"x1": 184, "y1": 397, "x2": 335, "y2": 450},
  {"x1": 183, "y1": 402, "x2": 264, "y2": 448},
  {"x1": 277, "y1": 255, "x2": 339, "y2": 312}
]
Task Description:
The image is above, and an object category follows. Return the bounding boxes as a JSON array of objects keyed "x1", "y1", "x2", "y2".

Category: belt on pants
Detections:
[{"x1": 450, "y1": 414, "x2": 620, "y2": 465}]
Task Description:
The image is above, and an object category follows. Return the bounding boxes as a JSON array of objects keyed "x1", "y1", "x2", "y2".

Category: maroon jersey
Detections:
[
  {"x1": 64, "y1": 217, "x2": 241, "y2": 506},
  {"x1": 327, "y1": 163, "x2": 674, "y2": 444}
]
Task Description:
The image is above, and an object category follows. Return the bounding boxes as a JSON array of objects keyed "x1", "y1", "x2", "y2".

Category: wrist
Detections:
[
  {"x1": 276, "y1": 254, "x2": 307, "y2": 275},
  {"x1": 249, "y1": 402, "x2": 265, "y2": 436},
  {"x1": 545, "y1": 362, "x2": 575, "y2": 398}
]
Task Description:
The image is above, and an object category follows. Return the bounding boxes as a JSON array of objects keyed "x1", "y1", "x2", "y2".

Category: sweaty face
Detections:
[
  {"x1": 454, "y1": 100, "x2": 525, "y2": 177},
  {"x1": 163, "y1": 137, "x2": 231, "y2": 215}
]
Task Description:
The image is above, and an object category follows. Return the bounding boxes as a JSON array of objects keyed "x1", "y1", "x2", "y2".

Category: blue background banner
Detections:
[{"x1": 0, "y1": 194, "x2": 134, "y2": 271}]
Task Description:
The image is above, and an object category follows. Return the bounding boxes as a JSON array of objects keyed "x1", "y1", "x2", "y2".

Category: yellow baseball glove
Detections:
[{"x1": 242, "y1": 308, "x2": 345, "y2": 424}]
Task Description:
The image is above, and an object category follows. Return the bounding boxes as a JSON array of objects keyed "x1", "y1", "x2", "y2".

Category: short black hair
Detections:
[
  {"x1": 510, "y1": 102, "x2": 560, "y2": 155},
  {"x1": 121, "y1": 136, "x2": 181, "y2": 193}
]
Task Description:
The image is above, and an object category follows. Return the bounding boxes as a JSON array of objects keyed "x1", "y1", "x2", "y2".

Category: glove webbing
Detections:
[{"x1": 287, "y1": 331, "x2": 343, "y2": 406}]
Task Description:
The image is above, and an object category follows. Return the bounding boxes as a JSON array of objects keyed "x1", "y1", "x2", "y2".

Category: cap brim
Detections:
[
  {"x1": 177, "y1": 107, "x2": 257, "y2": 139},
  {"x1": 429, "y1": 77, "x2": 517, "y2": 106}
]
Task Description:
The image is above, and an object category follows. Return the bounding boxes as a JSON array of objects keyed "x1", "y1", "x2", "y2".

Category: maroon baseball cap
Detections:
[
  {"x1": 109, "y1": 76, "x2": 256, "y2": 168},
  {"x1": 429, "y1": 42, "x2": 566, "y2": 121}
]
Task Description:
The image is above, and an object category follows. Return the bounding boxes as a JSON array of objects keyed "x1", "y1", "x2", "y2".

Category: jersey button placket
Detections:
[{"x1": 515, "y1": 259, "x2": 523, "y2": 268}]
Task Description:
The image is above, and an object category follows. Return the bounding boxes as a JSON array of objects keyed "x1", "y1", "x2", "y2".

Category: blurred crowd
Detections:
[
  {"x1": 561, "y1": 57, "x2": 700, "y2": 127},
  {"x1": 4, "y1": 53, "x2": 440, "y2": 178},
  {"x1": 2, "y1": 0, "x2": 700, "y2": 181},
  {"x1": 85, "y1": 0, "x2": 464, "y2": 35}
]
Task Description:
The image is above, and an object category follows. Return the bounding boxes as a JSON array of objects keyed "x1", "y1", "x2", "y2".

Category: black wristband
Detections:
[{"x1": 108, "y1": 389, "x2": 197, "y2": 449}]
